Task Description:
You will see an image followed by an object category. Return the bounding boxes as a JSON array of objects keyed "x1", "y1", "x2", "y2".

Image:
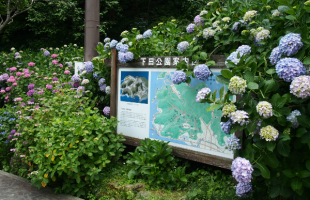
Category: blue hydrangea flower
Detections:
[
  {"x1": 98, "y1": 78, "x2": 105, "y2": 86},
  {"x1": 236, "y1": 183, "x2": 253, "y2": 198},
  {"x1": 231, "y1": 157, "x2": 253, "y2": 183},
  {"x1": 125, "y1": 52, "x2": 134, "y2": 62},
  {"x1": 118, "y1": 52, "x2": 127, "y2": 63},
  {"x1": 225, "y1": 135, "x2": 241, "y2": 151},
  {"x1": 232, "y1": 22, "x2": 240, "y2": 31},
  {"x1": 110, "y1": 40, "x2": 118, "y2": 48},
  {"x1": 71, "y1": 74, "x2": 80, "y2": 83},
  {"x1": 269, "y1": 47, "x2": 282, "y2": 65},
  {"x1": 172, "y1": 71, "x2": 187, "y2": 84},
  {"x1": 236, "y1": 45, "x2": 251, "y2": 55},
  {"x1": 220, "y1": 119, "x2": 232, "y2": 135},
  {"x1": 177, "y1": 41, "x2": 190, "y2": 53},
  {"x1": 143, "y1": 30, "x2": 152, "y2": 39},
  {"x1": 196, "y1": 87, "x2": 211, "y2": 102},
  {"x1": 104, "y1": 38, "x2": 110, "y2": 43},
  {"x1": 104, "y1": 43, "x2": 110, "y2": 52},
  {"x1": 225, "y1": 52, "x2": 240, "y2": 66},
  {"x1": 85, "y1": 61, "x2": 94, "y2": 73},
  {"x1": 194, "y1": 64, "x2": 211, "y2": 80},
  {"x1": 279, "y1": 33, "x2": 303, "y2": 56},
  {"x1": 276, "y1": 58, "x2": 306, "y2": 82},
  {"x1": 116, "y1": 42, "x2": 123, "y2": 51},
  {"x1": 100, "y1": 84, "x2": 106, "y2": 92},
  {"x1": 120, "y1": 44, "x2": 129, "y2": 53},
  {"x1": 194, "y1": 15, "x2": 204, "y2": 27},
  {"x1": 286, "y1": 110, "x2": 301, "y2": 128},
  {"x1": 136, "y1": 34, "x2": 143, "y2": 41},
  {"x1": 93, "y1": 72, "x2": 100, "y2": 80},
  {"x1": 186, "y1": 23, "x2": 195, "y2": 33},
  {"x1": 44, "y1": 51, "x2": 50, "y2": 57}
]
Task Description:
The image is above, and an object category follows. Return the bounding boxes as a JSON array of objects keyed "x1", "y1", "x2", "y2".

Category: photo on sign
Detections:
[
  {"x1": 120, "y1": 71, "x2": 149, "y2": 104},
  {"x1": 149, "y1": 71, "x2": 233, "y2": 157}
]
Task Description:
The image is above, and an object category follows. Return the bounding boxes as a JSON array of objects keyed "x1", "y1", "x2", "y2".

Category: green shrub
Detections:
[
  {"x1": 14, "y1": 88, "x2": 125, "y2": 197},
  {"x1": 126, "y1": 138, "x2": 188, "y2": 189}
]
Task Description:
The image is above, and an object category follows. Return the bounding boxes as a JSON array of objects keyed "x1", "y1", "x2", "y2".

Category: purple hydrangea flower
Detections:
[
  {"x1": 44, "y1": 51, "x2": 50, "y2": 57},
  {"x1": 125, "y1": 51, "x2": 134, "y2": 62},
  {"x1": 93, "y1": 72, "x2": 100, "y2": 80},
  {"x1": 225, "y1": 135, "x2": 241, "y2": 151},
  {"x1": 290, "y1": 75, "x2": 310, "y2": 99},
  {"x1": 194, "y1": 64, "x2": 211, "y2": 80},
  {"x1": 2, "y1": 73, "x2": 9, "y2": 81},
  {"x1": 171, "y1": 71, "x2": 187, "y2": 84},
  {"x1": 196, "y1": 87, "x2": 211, "y2": 102},
  {"x1": 269, "y1": 47, "x2": 282, "y2": 65},
  {"x1": 143, "y1": 30, "x2": 152, "y2": 39},
  {"x1": 85, "y1": 61, "x2": 94, "y2": 73},
  {"x1": 220, "y1": 119, "x2": 232, "y2": 135},
  {"x1": 194, "y1": 15, "x2": 204, "y2": 27},
  {"x1": 186, "y1": 23, "x2": 195, "y2": 33},
  {"x1": 286, "y1": 110, "x2": 301, "y2": 128},
  {"x1": 118, "y1": 51, "x2": 134, "y2": 63},
  {"x1": 279, "y1": 33, "x2": 303, "y2": 56},
  {"x1": 73, "y1": 82, "x2": 80, "y2": 88},
  {"x1": 120, "y1": 44, "x2": 129, "y2": 53},
  {"x1": 71, "y1": 74, "x2": 81, "y2": 83},
  {"x1": 100, "y1": 84, "x2": 106, "y2": 92},
  {"x1": 52, "y1": 77, "x2": 58, "y2": 81},
  {"x1": 46, "y1": 84, "x2": 53, "y2": 90},
  {"x1": 11, "y1": 129, "x2": 16, "y2": 134},
  {"x1": 103, "y1": 106, "x2": 110, "y2": 116},
  {"x1": 98, "y1": 78, "x2": 105, "y2": 86},
  {"x1": 116, "y1": 42, "x2": 123, "y2": 51},
  {"x1": 177, "y1": 41, "x2": 190, "y2": 53},
  {"x1": 27, "y1": 89, "x2": 35, "y2": 97},
  {"x1": 231, "y1": 157, "x2": 253, "y2": 183},
  {"x1": 276, "y1": 58, "x2": 305, "y2": 82},
  {"x1": 236, "y1": 45, "x2": 251, "y2": 55},
  {"x1": 77, "y1": 86, "x2": 85, "y2": 96},
  {"x1": 236, "y1": 183, "x2": 253, "y2": 198}
]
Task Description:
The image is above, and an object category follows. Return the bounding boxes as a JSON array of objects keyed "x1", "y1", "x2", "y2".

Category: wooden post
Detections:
[
  {"x1": 110, "y1": 49, "x2": 117, "y2": 117},
  {"x1": 84, "y1": 0, "x2": 100, "y2": 61}
]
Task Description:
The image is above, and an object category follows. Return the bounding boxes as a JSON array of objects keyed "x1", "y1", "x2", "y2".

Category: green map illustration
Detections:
[{"x1": 149, "y1": 71, "x2": 232, "y2": 156}]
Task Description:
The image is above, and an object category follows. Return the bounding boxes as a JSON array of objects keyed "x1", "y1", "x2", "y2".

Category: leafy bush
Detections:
[
  {"x1": 12, "y1": 88, "x2": 125, "y2": 197},
  {"x1": 126, "y1": 138, "x2": 188, "y2": 189}
]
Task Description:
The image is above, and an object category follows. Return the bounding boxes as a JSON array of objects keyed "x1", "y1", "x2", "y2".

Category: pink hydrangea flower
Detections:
[
  {"x1": 6, "y1": 87, "x2": 12, "y2": 91},
  {"x1": 0, "y1": 90, "x2": 5, "y2": 93},
  {"x1": 20, "y1": 155, "x2": 25, "y2": 157},
  {"x1": 14, "y1": 97, "x2": 22, "y2": 101},
  {"x1": 64, "y1": 70, "x2": 70, "y2": 74},
  {"x1": 51, "y1": 54, "x2": 58, "y2": 58},
  {"x1": 31, "y1": 71, "x2": 34, "y2": 74},
  {"x1": 53, "y1": 73, "x2": 57, "y2": 75},
  {"x1": 16, "y1": 72, "x2": 23, "y2": 76},
  {"x1": 44, "y1": 77, "x2": 48, "y2": 80},
  {"x1": 46, "y1": 84, "x2": 53, "y2": 90},
  {"x1": 12, "y1": 83, "x2": 18, "y2": 86},
  {"x1": 52, "y1": 60, "x2": 58, "y2": 65},
  {"x1": 9, "y1": 67, "x2": 17, "y2": 72},
  {"x1": 59, "y1": 64, "x2": 63, "y2": 68},
  {"x1": 28, "y1": 62, "x2": 35, "y2": 67},
  {"x1": 25, "y1": 74, "x2": 30, "y2": 78}
]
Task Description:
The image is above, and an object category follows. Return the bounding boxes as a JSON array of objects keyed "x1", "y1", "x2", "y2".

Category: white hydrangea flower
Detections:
[
  {"x1": 243, "y1": 10, "x2": 257, "y2": 23},
  {"x1": 256, "y1": 101, "x2": 273, "y2": 118},
  {"x1": 259, "y1": 126, "x2": 279, "y2": 141},
  {"x1": 222, "y1": 103, "x2": 237, "y2": 118},
  {"x1": 222, "y1": 17, "x2": 231, "y2": 22},
  {"x1": 228, "y1": 76, "x2": 247, "y2": 94}
]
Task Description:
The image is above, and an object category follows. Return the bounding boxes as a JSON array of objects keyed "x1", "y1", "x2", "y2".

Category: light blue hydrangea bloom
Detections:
[
  {"x1": 236, "y1": 183, "x2": 253, "y2": 198},
  {"x1": 177, "y1": 41, "x2": 189, "y2": 53},
  {"x1": 110, "y1": 40, "x2": 118, "y2": 48},
  {"x1": 276, "y1": 58, "x2": 305, "y2": 82},
  {"x1": 143, "y1": 30, "x2": 152, "y2": 39},
  {"x1": 85, "y1": 61, "x2": 94, "y2": 73},
  {"x1": 116, "y1": 42, "x2": 123, "y2": 51},
  {"x1": 231, "y1": 157, "x2": 253, "y2": 183},
  {"x1": 220, "y1": 119, "x2": 232, "y2": 135},
  {"x1": 269, "y1": 47, "x2": 282, "y2": 65},
  {"x1": 104, "y1": 38, "x2": 110, "y2": 43},
  {"x1": 186, "y1": 23, "x2": 195, "y2": 33},
  {"x1": 104, "y1": 43, "x2": 110, "y2": 52},
  {"x1": 279, "y1": 33, "x2": 303, "y2": 56},
  {"x1": 225, "y1": 135, "x2": 241, "y2": 151},
  {"x1": 286, "y1": 110, "x2": 301, "y2": 128},
  {"x1": 194, "y1": 64, "x2": 211, "y2": 80},
  {"x1": 171, "y1": 71, "x2": 187, "y2": 84},
  {"x1": 98, "y1": 78, "x2": 105, "y2": 86},
  {"x1": 120, "y1": 44, "x2": 129, "y2": 53}
]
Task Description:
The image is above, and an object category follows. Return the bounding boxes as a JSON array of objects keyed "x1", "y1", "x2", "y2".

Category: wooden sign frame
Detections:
[{"x1": 105, "y1": 49, "x2": 241, "y2": 169}]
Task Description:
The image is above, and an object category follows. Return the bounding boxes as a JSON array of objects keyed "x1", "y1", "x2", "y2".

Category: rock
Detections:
[
  {"x1": 133, "y1": 183, "x2": 146, "y2": 191},
  {"x1": 105, "y1": 182, "x2": 120, "y2": 189},
  {"x1": 124, "y1": 184, "x2": 134, "y2": 191},
  {"x1": 136, "y1": 191, "x2": 151, "y2": 199}
]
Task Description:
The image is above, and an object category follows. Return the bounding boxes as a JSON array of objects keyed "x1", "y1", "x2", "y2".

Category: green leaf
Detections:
[
  {"x1": 200, "y1": 52, "x2": 208, "y2": 60},
  {"x1": 102, "y1": 136, "x2": 109, "y2": 143},
  {"x1": 270, "y1": 185, "x2": 281, "y2": 198},
  {"x1": 207, "y1": 61, "x2": 216, "y2": 66},
  {"x1": 277, "y1": 140, "x2": 290, "y2": 157},
  {"x1": 159, "y1": 159, "x2": 165, "y2": 164},
  {"x1": 264, "y1": 79, "x2": 276, "y2": 93},
  {"x1": 283, "y1": 169, "x2": 296, "y2": 178},
  {"x1": 264, "y1": 153, "x2": 279, "y2": 168},
  {"x1": 306, "y1": 160, "x2": 310, "y2": 171},
  {"x1": 266, "y1": 68, "x2": 276, "y2": 75},
  {"x1": 221, "y1": 69, "x2": 234, "y2": 79},
  {"x1": 216, "y1": 75, "x2": 230, "y2": 84},
  {"x1": 180, "y1": 176, "x2": 187, "y2": 182},
  {"x1": 128, "y1": 170, "x2": 137, "y2": 179},
  {"x1": 255, "y1": 162, "x2": 270, "y2": 179},
  {"x1": 299, "y1": 170, "x2": 310, "y2": 178},
  {"x1": 297, "y1": 115, "x2": 310, "y2": 129},
  {"x1": 304, "y1": 57, "x2": 310, "y2": 65},
  {"x1": 291, "y1": 179, "x2": 302, "y2": 191},
  {"x1": 219, "y1": 86, "x2": 224, "y2": 100},
  {"x1": 247, "y1": 122, "x2": 257, "y2": 133},
  {"x1": 267, "y1": 142, "x2": 276, "y2": 152},
  {"x1": 276, "y1": 98, "x2": 287, "y2": 108},
  {"x1": 244, "y1": 71, "x2": 254, "y2": 82},
  {"x1": 247, "y1": 82, "x2": 259, "y2": 90},
  {"x1": 296, "y1": 128, "x2": 307, "y2": 137},
  {"x1": 271, "y1": 93, "x2": 281, "y2": 106},
  {"x1": 286, "y1": 15, "x2": 296, "y2": 20},
  {"x1": 277, "y1": 116, "x2": 286, "y2": 126},
  {"x1": 206, "y1": 104, "x2": 220, "y2": 112},
  {"x1": 278, "y1": 5, "x2": 290, "y2": 12}
]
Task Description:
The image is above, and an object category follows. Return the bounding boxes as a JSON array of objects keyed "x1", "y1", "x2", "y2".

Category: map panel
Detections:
[
  {"x1": 149, "y1": 71, "x2": 232, "y2": 157},
  {"x1": 120, "y1": 71, "x2": 149, "y2": 104}
]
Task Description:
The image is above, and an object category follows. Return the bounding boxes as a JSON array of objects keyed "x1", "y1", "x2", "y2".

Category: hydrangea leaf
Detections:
[
  {"x1": 267, "y1": 141, "x2": 276, "y2": 152},
  {"x1": 266, "y1": 68, "x2": 276, "y2": 75},
  {"x1": 247, "y1": 82, "x2": 259, "y2": 90},
  {"x1": 299, "y1": 170, "x2": 310, "y2": 178},
  {"x1": 244, "y1": 71, "x2": 254, "y2": 82},
  {"x1": 291, "y1": 178, "x2": 302, "y2": 191},
  {"x1": 206, "y1": 104, "x2": 220, "y2": 112},
  {"x1": 296, "y1": 128, "x2": 307, "y2": 137},
  {"x1": 297, "y1": 115, "x2": 310, "y2": 129},
  {"x1": 269, "y1": 184, "x2": 281, "y2": 198},
  {"x1": 264, "y1": 152, "x2": 279, "y2": 168},
  {"x1": 216, "y1": 75, "x2": 230, "y2": 84},
  {"x1": 303, "y1": 57, "x2": 310, "y2": 65},
  {"x1": 254, "y1": 162, "x2": 270, "y2": 179},
  {"x1": 278, "y1": 5, "x2": 290, "y2": 12},
  {"x1": 277, "y1": 140, "x2": 290, "y2": 157},
  {"x1": 283, "y1": 169, "x2": 296, "y2": 178}
]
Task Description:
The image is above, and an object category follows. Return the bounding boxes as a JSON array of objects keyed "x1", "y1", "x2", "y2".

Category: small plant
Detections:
[{"x1": 126, "y1": 138, "x2": 188, "y2": 189}]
